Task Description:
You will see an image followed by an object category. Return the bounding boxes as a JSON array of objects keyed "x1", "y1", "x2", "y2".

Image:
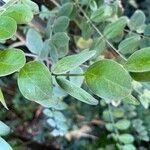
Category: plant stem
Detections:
[
  {"x1": 25, "y1": 53, "x2": 37, "y2": 58},
  {"x1": 49, "y1": 0, "x2": 60, "y2": 7},
  {"x1": 52, "y1": 73, "x2": 85, "y2": 77},
  {"x1": 75, "y1": 0, "x2": 127, "y2": 61}
]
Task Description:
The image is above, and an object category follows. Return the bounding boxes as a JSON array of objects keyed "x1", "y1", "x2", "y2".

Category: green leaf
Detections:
[
  {"x1": 3, "y1": 4, "x2": 33, "y2": 24},
  {"x1": 0, "y1": 48, "x2": 26, "y2": 77},
  {"x1": 49, "y1": 42, "x2": 58, "y2": 63},
  {"x1": 130, "y1": 71, "x2": 150, "y2": 82},
  {"x1": 0, "y1": 137, "x2": 12, "y2": 150},
  {"x1": 139, "y1": 94, "x2": 149, "y2": 109},
  {"x1": 91, "y1": 5, "x2": 113, "y2": 23},
  {"x1": 89, "y1": 1, "x2": 97, "y2": 11},
  {"x1": 38, "y1": 39, "x2": 50, "y2": 60},
  {"x1": 115, "y1": 119, "x2": 130, "y2": 130},
  {"x1": 113, "y1": 108, "x2": 124, "y2": 118},
  {"x1": 105, "y1": 123, "x2": 114, "y2": 132},
  {"x1": 85, "y1": 59, "x2": 132, "y2": 100},
  {"x1": 18, "y1": 61, "x2": 53, "y2": 107},
  {"x1": 56, "y1": 78, "x2": 98, "y2": 105},
  {"x1": 52, "y1": 32, "x2": 69, "y2": 48},
  {"x1": 122, "y1": 95, "x2": 140, "y2": 105},
  {"x1": 53, "y1": 16, "x2": 70, "y2": 33},
  {"x1": 118, "y1": 35, "x2": 141, "y2": 54},
  {"x1": 51, "y1": 33, "x2": 70, "y2": 58},
  {"x1": 26, "y1": 29, "x2": 43, "y2": 55},
  {"x1": 58, "y1": 2, "x2": 73, "y2": 17},
  {"x1": 43, "y1": 109, "x2": 53, "y2": 117},
  {"x1": 104, "y1": 17, "x2": 128, "y2": 39},
  {"x1": 0, "y1": 121, "x2": 10, "y2": 136},
  {"x1": 47, "y1": 118, "x2": 56, "y2": 127},
  {"x1": 128, "y1": 10, "x2": 145, "y2": 31},
  {"x1": 122, "y1": 144, "x2": 136, "y2": 150},
  {"x1": 53, "y1": 111, "x2": 66, "y2": 122},
  {"x1": 80, "y1": 21, "x2": 93, "y2": 40},
  {"x1": 0, "y1": 16, "x2": 17, "y2": 41},
  {"x1": 118, "y1": 134, "x2": 134, "y2": 144},
  {"x1": 23, "y1": 0, "x2": 39, "y2": 14},
  {"x1": 126, "y1": 47, "x2": 150, "y2": 72},
  {"x1": 0, "y1": 89, "x2": 8, "y2": 109},
  {"x1": 52, "y1": 50, "x2": 96, "y2": 74}
]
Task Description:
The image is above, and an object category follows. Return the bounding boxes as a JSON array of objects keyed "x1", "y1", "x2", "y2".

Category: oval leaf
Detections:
[
  {"x1": 122, "y1": 95, "x2": 140, "y2": 105},
  {"x1": 53, "y1": 16, "x2": 70, "y2": 33},
  {"x1": 104, "y1": 17, "x2": 128, "y2": 39},
  {"x1": 52, "y1": 32, "x2": 69, "y2": 48},
  {"x1": 0, "y1": 16, "x2": 17, "y2": 40},
  {"x1": 128, "y1": 10, "x2": 145, "y2": 31},
  {"x1": 58, "y1": 2, "x2": 73, "y2": 17},
  {"x1": 26, "y1": 29, "x2": 43, "y2": 55},
  {"x1": 0, "y1": 48, "x2": 26, "y2": 77},
  {"x1": 56, "y1": 78, "x2": 98, "y2": 105},
  {"x1": 126, "y1": 47, "x2": 150, "y2": 72},
  {"x1": 118, "y1": 134, "x2": 134, "y2": 144},
  {"x1": 4, "y1": 4, "x2": 33, "y2": 24},
  {"x1": 91, "y1": 5, "x2": 113, "y2": 23},
  {"x1": 85, "y1": 59, "x2": 132, "y2": 100},
  {"x1": 118, "y1": 35, "x2": 141, "y2": 54},
  {"x1": 52, "y1": 50, "x2": 96, "y2": 74},
  {"x1": 122, "y1": 144, "x2": 136, "y2": 150},
  {"x1": 18, "y1": 61, "x2": 53, "y2": 106},
  {"x1": 115, "y1": 119, "x2": 130, "y2": 130}
]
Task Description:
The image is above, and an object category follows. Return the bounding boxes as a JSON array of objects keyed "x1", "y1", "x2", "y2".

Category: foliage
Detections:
[{"x1": 0, "y1": 0, "x2": 150, "y2": 149}]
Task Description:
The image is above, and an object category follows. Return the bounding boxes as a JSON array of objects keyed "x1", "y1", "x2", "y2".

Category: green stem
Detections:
[{"x1": 52, "y1": 73, "x2": 85, "y2": 77}]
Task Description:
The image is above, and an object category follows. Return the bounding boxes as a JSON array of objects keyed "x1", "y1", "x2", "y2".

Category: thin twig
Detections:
[
  {"x1": 16, "y1": 30, "x2": 26, "y2": 44},
  {"x1": 124, "y1": 29, "x2": 150, "y2": 40},
  {"x1": 9, "y1": 41, "x2": 25, "y2": 48},
  {"x1": 75, "y1": 1, "x2": 127, "y2": 61},
  {"x1": 25, "y1": 53, "x2": 37, "y2": 58},
  {"x1": 50, "y1": 0, "x2": 61, "y2": 7}
]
